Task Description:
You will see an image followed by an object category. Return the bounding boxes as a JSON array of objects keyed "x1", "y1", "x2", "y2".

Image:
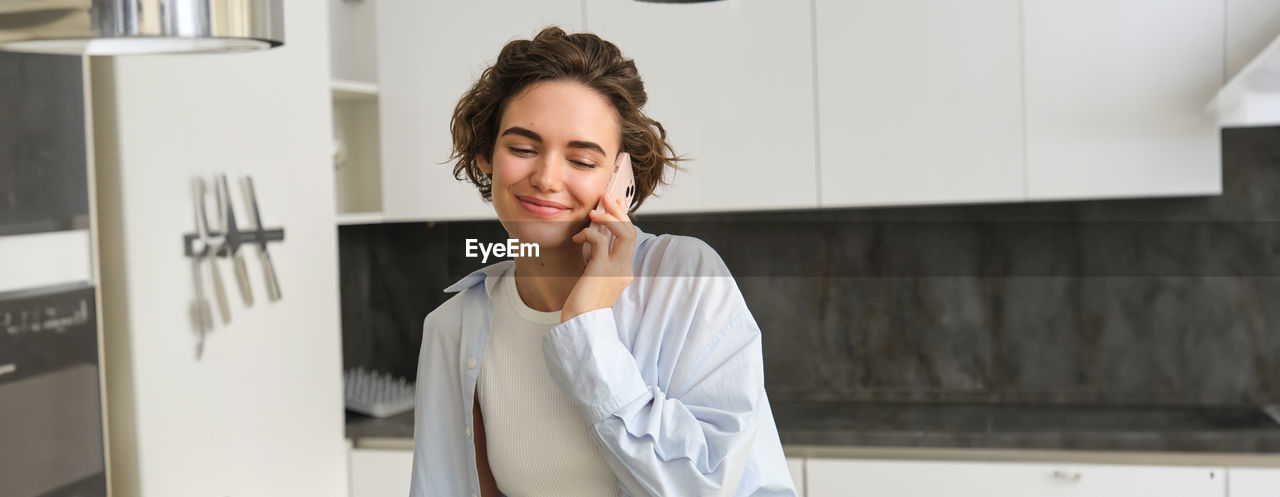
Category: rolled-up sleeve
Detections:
[{"x1": 543, "y1": 305, "x2": 765, "y2": 497}]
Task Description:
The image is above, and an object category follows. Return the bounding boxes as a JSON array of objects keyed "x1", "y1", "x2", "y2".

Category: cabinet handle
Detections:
[{"x1": 1051, "y1": 470, "x2": 1082, "y2": 482}]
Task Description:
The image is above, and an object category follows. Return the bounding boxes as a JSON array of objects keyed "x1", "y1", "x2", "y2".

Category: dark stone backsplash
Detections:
[
  {"x1": 340, "y1": 126, "x2": 1280, "y2": 408},
  {"x1": 0, "y1": 53, "x2": 90, "y2": 236}
]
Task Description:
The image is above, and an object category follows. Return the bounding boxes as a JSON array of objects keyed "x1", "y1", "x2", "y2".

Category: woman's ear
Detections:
[{"x1": 478, "y1": 153, "x2": 493, "y2": 175}]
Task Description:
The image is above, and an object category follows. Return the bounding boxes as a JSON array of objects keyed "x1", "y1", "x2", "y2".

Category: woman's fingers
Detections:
[
  {"x1": 579, "y1": 224, "x2": 611, "y2": 262},
  {"x1": 593, "y1": 193, "x2": 637, "y2": 240},
  {"x1": 575, "y1": 193, "x2": 637, "y2": 270},
  {"x1": 587, "y1": 208, "x2": 618, "y2": 226},
  {"x1": 601, "y1": 192, "x2": 631, "y2": 223}
]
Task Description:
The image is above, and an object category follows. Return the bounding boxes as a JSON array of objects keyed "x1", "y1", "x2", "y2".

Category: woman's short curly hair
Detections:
[{"x1": 449, "y1": 26, "x2": 683, "y2": 214}]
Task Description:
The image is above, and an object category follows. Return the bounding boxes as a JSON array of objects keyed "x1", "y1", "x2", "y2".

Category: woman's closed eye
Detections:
[
  {"x1": 570, "y1": 158, "x2": 597, "y2": 169},
  {"x1": 507, "y1": 146, "x2": 596, "y2": 169}
]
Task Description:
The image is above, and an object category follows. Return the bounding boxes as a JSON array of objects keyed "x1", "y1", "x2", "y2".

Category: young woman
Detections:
[{"x1": 409, "y1": 27, "x2": 796, "y2": 497}]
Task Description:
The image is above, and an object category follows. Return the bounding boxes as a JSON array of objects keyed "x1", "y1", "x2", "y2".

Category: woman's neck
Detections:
[{"x1": 511, "y1": 243, "x2": 587, "y2": 312}]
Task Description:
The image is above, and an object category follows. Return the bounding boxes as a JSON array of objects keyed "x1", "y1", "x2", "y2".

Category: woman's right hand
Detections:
[{"x1": 563, "y1": 192, "x2": 637, "y2": 323}]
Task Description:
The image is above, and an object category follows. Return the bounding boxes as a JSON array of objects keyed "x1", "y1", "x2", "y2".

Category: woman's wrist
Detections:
[{"x1": 560, "y1": 304, "x2": 603, "y2": 323}]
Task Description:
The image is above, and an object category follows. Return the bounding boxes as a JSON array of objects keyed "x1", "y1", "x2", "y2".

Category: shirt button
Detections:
[
  {"x1": 467, "y1": 358, "x2": 476, "y2": 369},
  {"x1": 466, "y1": 427, "x2": 473, "y2": 438}
]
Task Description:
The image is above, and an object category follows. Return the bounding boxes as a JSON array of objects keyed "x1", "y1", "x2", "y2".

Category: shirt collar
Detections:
[{"x1": 442, "y1": 224, "x2": 657, "y2": 295}]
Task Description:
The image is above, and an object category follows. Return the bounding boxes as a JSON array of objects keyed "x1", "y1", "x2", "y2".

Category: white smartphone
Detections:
[{"x1": 583, "y1": 152, "x2": 636, "y2": 262}]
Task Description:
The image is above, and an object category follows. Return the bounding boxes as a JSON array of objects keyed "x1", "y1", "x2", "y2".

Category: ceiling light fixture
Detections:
[{"x1": 0, "y1": 0, "x2": 283, "y2": 56}]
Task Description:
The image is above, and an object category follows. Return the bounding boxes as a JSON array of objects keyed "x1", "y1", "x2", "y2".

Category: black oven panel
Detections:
[{"x1": 0, "y1": 283, "x2": 106, "y2": 497}]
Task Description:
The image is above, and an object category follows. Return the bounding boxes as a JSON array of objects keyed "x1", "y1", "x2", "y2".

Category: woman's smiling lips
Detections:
[{"x1": 515, "y1": 195, "x2": 570, "y2": 217}]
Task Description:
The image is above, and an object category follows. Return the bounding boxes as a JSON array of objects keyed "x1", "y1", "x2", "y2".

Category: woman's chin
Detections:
[{"x1": 502, "y1": 218, "x2": 585, "y2": 250}]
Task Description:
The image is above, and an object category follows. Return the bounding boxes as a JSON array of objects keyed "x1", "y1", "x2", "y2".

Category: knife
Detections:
[
  {"x1": 189, "y1": 178, "x2": 214, "y2": 357},
  {"x1": 218, "y1": 174, "x2": 254, "y2": 307},
  {"x1": 198, "y1": 177, "x2": 231, "y2": 324},
  {"x1": 189, "y1": 254, "x2": 210, "y2": 359},
  {"x1": 241, "y1": 176, "x2": 281, "y2": 302}
]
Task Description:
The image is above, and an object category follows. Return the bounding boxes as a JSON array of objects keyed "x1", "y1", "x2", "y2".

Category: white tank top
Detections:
[{"x1": 478, "y1": 266, "x2": 622, "y2": 497}]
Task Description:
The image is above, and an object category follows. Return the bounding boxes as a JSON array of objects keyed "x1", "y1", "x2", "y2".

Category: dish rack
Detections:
[{"x1": 344, "y1": 367, "x2": 415, "y2": 418}]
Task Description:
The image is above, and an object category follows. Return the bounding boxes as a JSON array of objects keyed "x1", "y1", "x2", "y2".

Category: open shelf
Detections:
[
  {"x1": 332, "y1": 79, "x2": 379, "y2": 101},
  {"x1": 330, "y1": 0, "x2": 383, "y2": 222},
  {"x1": 1208, "y1": 33, "x2": 1280, "y2": 127},
  {"x1": 336, "y1": 212, "x2": 385, "y2": 226}
]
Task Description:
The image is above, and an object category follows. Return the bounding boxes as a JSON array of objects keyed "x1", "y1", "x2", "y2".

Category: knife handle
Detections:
[
  {"x1": 190, "y1": 257, "x2": 212, "y2": 332},
  {"x1": 259, "y1": 249, "x2": 282, "y2": 302},
  {"x1": 208, "y1": 254, "x2": 231, "y2": 324},
  {"x1": 234, "y1": 252, "x2": 254, "y2": 306}
]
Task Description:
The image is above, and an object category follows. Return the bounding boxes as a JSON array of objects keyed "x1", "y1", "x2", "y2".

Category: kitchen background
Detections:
[
  {"x1": 4, "y1": 0, "x2": 1280, "y2": 496},
  {"x1": 340, "y1": 125, "x2": 1280, "y2": 409}
]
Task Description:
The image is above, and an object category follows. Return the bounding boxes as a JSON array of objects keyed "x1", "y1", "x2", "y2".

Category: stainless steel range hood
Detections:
[{"x1": 0, "y1": 0, "x2": 283, "y2": 55}]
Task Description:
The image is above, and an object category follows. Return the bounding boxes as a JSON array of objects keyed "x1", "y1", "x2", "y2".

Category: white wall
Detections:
[
  {"x1": 0, "y1": 230, "x2": 92, "y2": 292},
  {"x1": 90, "y1": 0, "x2": 348, "y2": 495}
]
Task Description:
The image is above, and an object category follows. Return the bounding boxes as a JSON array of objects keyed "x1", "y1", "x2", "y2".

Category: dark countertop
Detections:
[
  {"x1": 771, "y1": 401, "x2": 1280, "y2": 453},
  {"x1": 346, "y1": 401, "x2": 1280, "y2": 454},
  {"x1": 347, "y1": 409, "x2": 415, "y2": 440}
]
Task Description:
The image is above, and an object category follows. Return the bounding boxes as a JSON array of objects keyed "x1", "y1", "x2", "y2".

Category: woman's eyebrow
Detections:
[
  {"x1": 567, "y1": 140, "x2": 605, "y2": 156},
  {"x1": 500, "y1": 126, "x2": 542, "y2": 142},
  {"x1": 500, "y1": 126, "x2": 605, "y2": 156}
]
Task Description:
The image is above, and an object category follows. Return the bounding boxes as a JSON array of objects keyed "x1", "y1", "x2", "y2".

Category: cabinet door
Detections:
[
  {"x1": 1023, "y1": 0, "x2": 1223, "y2": 201},
  {"x1": 807, "y1": 458, "x2": 999, "y2": 496},
  {"x1": 996, "y1": 462, "x2": 1224, "y2": 497},
  {"x1": 815, "y1": 0, "x2": 1025, "y2": 208},
  {"x1": 375, "y1": 1, "x2": 581, "y2": 222},
  {"x1": 1228, "y1": 468, "x2": 1280, "y2": 497},
  {"x1": 807, "y1": 459, "x2": 1225, "y2": 497},
  {"x1": 585, "y1": 0, "x2": 817, "y2": 214},
  {"x1": 349, "y1": 448, "x2": 414, "y2": 497},
  {"x1": 787, "y1": 457, "x2": 805, "y2": 497},
  {"x1": 1227, "y1": 0, "x2": 1280, "y2": 78}
]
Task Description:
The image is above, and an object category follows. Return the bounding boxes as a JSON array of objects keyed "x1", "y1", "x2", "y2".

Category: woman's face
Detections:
[{"x1": 479, "y1": 79, "x2": 621, "y2": 250}]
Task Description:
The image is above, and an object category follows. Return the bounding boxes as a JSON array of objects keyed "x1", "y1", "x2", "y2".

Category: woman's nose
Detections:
[{"x1": 529, "y1": 154, "x2": 564, "y2": 192}]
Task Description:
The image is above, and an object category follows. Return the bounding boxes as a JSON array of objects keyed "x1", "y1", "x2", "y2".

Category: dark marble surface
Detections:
[
  {"x1": 0, "y1": 52, "x2": 90, "y2": 236},
  {"x1": 346, "y1": 401, "x2": 1280, "y2": 453},
  {"x1": 771, "y1": 401, "x2": 1280, "y2": 453},
  {"x1": 346, "y1": 410, "x2": 415, "y2": 440},
  {"x1": 339, "y1": 126, "x2": 1280, "y2": 440}
]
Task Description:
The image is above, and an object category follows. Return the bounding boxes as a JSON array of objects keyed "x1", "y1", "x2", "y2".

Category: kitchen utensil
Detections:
[
  {"x1": 344, "y1": 367, "x2": 415, "y2": 418},
  {"x1": 197, "y1": 177, "x2": 230, "y2": 324},
  {"x1": 217, "y1": 174, "x2": 254, "y2": 307},
  {"x1": 241, "y1": 176, "x2": 281, "y2": 302},
  {"x1": 189, "y1": 179, "x2": 214, "y2": 357}
]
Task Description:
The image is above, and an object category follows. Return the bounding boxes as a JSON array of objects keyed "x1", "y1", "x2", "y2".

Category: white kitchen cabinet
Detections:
[
  {"x1": 994, "y1": 462, "x2": 1225, "y2": 497},
  {"x1": 807, "y1": 458, "x2": 999, "y2": 496},
  {"x1": 787, "y1": 456, "x2": 806, "y2": 497},
  {"x1": 585, "y1": 0, "x2": 818, "y2": 214},
  {"x1": 349, "y1": 448, "x2": 414, "y2": 497},
  {"x1": 89, "y1": 0, "x2": 348, "y2": 495},
  {"x1": 814, "y1": 0, "x2": 1026, "y2": 208},
  {"x1": 374, "y1": 0, "x2": 580, "y2": 222},
  {"x1": 1023, "y1": 0, "x2": 1223, "y2": 201},
  {"x1": 1229, "y1": 468, "x2": 1280, "y2": 497},
  {"x1": 1227, "y1": 0, "x2": 1280, "y2": 78},
  {"x1": 806, "y1": 458, "x2": 1226, "y2": 497}
]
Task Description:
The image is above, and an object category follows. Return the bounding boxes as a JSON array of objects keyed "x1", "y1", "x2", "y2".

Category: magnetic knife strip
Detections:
[
  {"x1": 182, "y1": 174, "x2": 285, "y2": 358},
  {"x1": 182, "y1": 229, "x2": 284, "y2": 257}
]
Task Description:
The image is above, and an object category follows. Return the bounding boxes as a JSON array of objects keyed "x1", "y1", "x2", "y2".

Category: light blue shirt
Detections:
[{"x1": 410, "y1": 225, "x2": 797, "y2": 497}]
